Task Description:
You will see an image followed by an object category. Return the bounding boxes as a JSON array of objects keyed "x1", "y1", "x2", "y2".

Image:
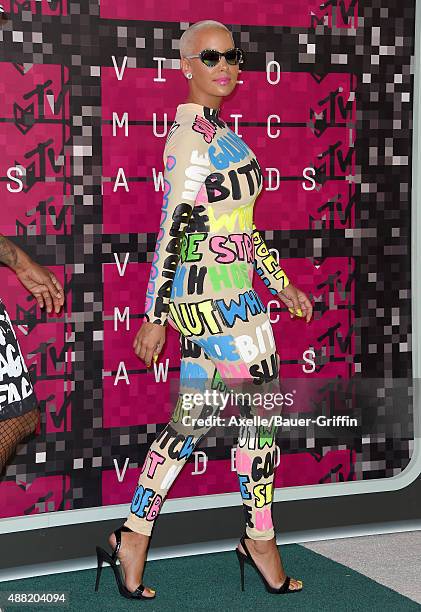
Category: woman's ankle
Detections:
[
  {"x1": 248, "y1": 536, "x2": 276, "y2": 552},
  {"x1": 124, "y1": 530, "x2": 151, "y2": 549},
  {"x1": 123, "y1": 523, "x2": 151, "y2": 537}
]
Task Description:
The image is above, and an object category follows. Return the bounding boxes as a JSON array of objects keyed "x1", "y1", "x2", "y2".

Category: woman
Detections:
[
  {"x1": 0, "y1": 234, "x2": 64, "y2": 474},
  {"x1": 95, "y1": 19, "x2": 313, "y2": 600}
]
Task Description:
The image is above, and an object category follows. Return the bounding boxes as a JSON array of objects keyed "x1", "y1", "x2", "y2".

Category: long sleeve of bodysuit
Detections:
[
  {"x1": 144, "y1": 119, "x2": 212, "y2": 326},
  {"x1": 251, "y1": 222, "x2": 290, "y2": 296}
]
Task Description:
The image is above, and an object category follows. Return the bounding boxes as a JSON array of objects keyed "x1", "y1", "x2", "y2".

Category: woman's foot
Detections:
[
  {"x1": 108, "y1": 529, "x2": 155, "y2": 598},
  {"x1": 237, "y1": 536, "x2": 302, "y2": 591}
]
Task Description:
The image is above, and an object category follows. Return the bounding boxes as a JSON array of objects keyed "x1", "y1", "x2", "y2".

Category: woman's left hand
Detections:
[{"x1": 278, "y1": 283, "x2": 313, "y2": 323}]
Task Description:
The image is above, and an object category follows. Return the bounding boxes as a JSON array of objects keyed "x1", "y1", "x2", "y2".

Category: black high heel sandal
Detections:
[
  {"x1": 94, "y1": 524, "x2": 155, "y2": 600},
  {"x1": 235, "y1": 534, "x2": 303, "y2": 594}
]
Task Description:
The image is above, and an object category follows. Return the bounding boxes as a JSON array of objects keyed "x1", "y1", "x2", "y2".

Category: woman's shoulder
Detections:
[{"x1": 164, "y1": 110, "x2": 211, "y2": 153}]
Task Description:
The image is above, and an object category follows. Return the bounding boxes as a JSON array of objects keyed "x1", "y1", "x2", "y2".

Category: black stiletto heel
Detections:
[
  {"x1": 94, "y1": 546, "x2": 106, "y2": 592},
  {"x1": 94, "y1": 524, "x2": 155, "y2": 600},
  {"x1": 235, "y1": 548, "x2": 245, "y2": 591},
  {"x1": 235, "y1": 534, "x2": 303, "y2": 595}
]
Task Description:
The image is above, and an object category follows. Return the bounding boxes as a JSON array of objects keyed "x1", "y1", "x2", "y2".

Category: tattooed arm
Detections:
[
  {"x1": 0, "y1": 233, "x2": 64, "y2": 313},
  {"x1": 0, "y1": 233, "x2": 18, "y2": 268}
]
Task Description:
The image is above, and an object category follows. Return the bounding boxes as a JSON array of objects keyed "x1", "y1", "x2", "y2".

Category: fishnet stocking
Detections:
[{"x1": 0, "y1": 407, "x2": 40, "y2": 475}]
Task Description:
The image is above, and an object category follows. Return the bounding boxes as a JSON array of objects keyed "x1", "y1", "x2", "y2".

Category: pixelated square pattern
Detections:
[{"x1": 0, "y1": 0, "x2": 415, "y2": 518}]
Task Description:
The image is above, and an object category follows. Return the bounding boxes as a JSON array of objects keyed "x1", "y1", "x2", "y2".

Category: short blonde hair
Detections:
[{"x1": 179, "y1": 20, "x2": 233, "y2": 58}]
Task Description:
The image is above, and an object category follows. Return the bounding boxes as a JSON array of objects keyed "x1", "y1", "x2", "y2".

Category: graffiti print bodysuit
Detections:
[
  {"x1": 144, "y1": 102, "x2": 290, "y2": 332},
  {"x1": 124, "y1": 103, "x2": 291, "y2": 540}
]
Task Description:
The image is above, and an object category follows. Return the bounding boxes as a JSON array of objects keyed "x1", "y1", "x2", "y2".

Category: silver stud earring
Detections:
[{"x1": 186, "y1": 72, "x2": 193, "y2": 79}]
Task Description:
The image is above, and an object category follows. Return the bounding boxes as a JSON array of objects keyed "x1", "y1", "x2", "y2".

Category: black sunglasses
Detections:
[{"x1": 184, "y1": 47, "x2": 245, "y2": 67}]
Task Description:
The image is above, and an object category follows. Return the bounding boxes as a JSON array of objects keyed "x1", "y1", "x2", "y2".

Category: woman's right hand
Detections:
[{"x1": 133, "y1": 321, "x2": 166, "y2": 368}]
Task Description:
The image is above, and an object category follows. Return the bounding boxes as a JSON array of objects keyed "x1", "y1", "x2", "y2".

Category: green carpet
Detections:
[{"x1": 1, "y1": 544, "x2": 420, "y2": 612}]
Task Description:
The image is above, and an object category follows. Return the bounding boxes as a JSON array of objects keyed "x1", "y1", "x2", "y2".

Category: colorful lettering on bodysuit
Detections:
[
  {"x1": 209, "y1": 234, "x2": 254, "y2": 264},
  {"x1": 156, "y1": 424, "x2": 205, "y2": 462},
  {"x1": 252, "y1": 450, "x2": 276, "y2": 482},
  {"x1": 130, "y1": 485, "x2": 155, "y2": 518},
  {"x1": 234, "y1": 321, "x2": 275, "y2": 363},
  {"x1": 254, "y1": 507, "x2": 273, "y2": 532},
  {"x1": 192, "y1": 115, "x2": 217, "y2": 143},
  {"x1": 215, "y1": 289, "x2": 266, "y2": 327},
  {"x1": 208, "y1": 263, "x2": 251, "y2": 292},
  {"x1": 192, "y1": 334, "x2": 238, "y2": 361},
  {"x1": 179, "y1": 359, "x2": 209, "y2": 392},
  {"x1": 145, "y1": 148, "x2": 210, "y2": 323},
  {"x1": 252, "y1": 227, "x2": 289, "y2": 293},
  {"x1": 253, "y1": 483, "x2": 274, "y2": 508},
  {"x1": 168, "y1": 299, "x2": 222, "y2": 336},
  {"x1": 257, "y1": 424, "x2": 277, "y2": 449},
  {"x1": 209, "y1": 130, "x2": 250, "y2": 169},
  {"x1": 249, "y1": 352, "x2": 279, "y2": 384},
  {"x1": 146, "y1": 495, "x2": 163, "y2": 521},
  {"x1": 180, "y1": 232, "x2": 206, "y2": 263},
  {"x1": 207, "y1": 201, "x2": 253, "y2": 232},
  {"x1": 236, "y1": 447, "x2": 253, "y2": 473},
  {"x1": 172, "y1": 395, "x2": 194, "y2": 424},
  {"x1": 237, "y1": 474, "x2": 252, "y2": 500}
]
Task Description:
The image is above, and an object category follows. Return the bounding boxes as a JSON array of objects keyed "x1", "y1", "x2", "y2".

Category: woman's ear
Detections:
[{"x1": 180, "y1": 57, "x2": 190, "y2": 76}]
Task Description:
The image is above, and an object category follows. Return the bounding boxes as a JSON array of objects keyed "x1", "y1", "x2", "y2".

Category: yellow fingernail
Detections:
[
  {"x1": 149, "y1": 589, "x2": 155, "y2": 594},
  {"x1": 153, "y1": 354, "x2": 158, "y2": 362},
  {"x1": 289, "y1": 307, "x2": 303, "y2": 317}
]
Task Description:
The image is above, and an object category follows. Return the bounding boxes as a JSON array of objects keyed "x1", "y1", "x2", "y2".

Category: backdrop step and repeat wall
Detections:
[{"x1": 0, "y1": 0, "x2": 418, "y2": 529}]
